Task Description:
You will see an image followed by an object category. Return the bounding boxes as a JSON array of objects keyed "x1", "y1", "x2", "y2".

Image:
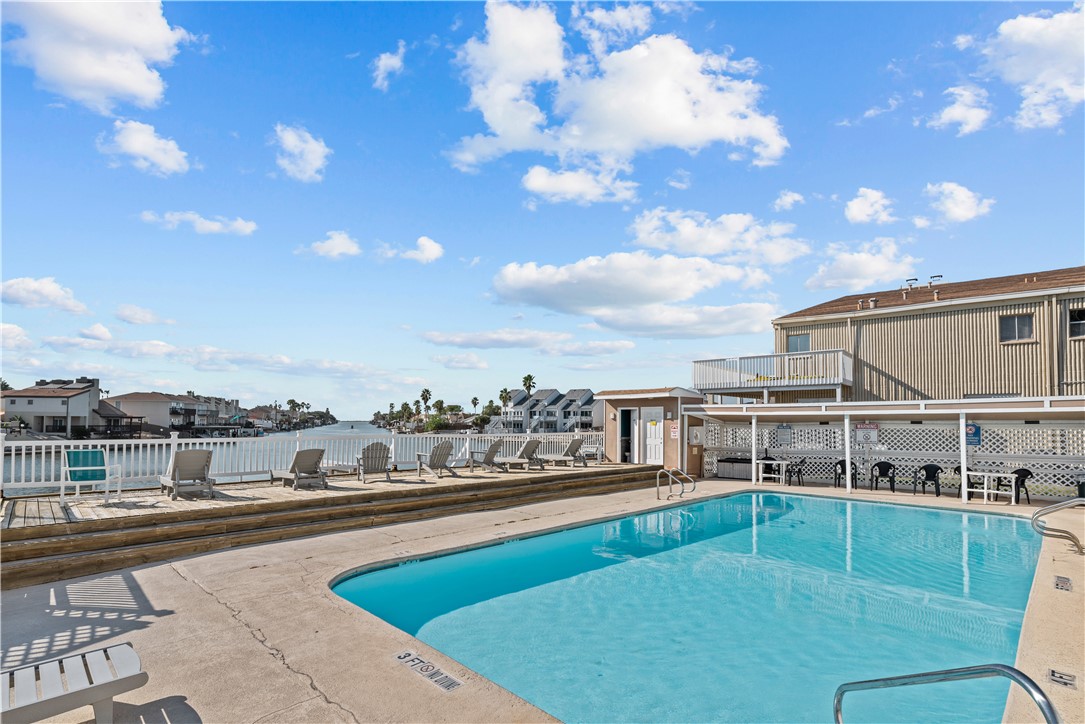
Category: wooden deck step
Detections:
[{"x1": 1, "y1": 469, "x2": 660, "y2": 589}]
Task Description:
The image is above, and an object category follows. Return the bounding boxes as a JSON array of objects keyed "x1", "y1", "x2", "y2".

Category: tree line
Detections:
[{"x1": 371, "y1": 374, "x2": 537, "y2": 432}]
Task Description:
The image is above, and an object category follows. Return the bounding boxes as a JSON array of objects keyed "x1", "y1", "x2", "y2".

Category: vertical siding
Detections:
[
  {"x1": 778, "y1": 298, "x2": 1061, "y2": 401},
  {"x1": 1062, "y1": 295, "x2": 1085, "y2": 394}
]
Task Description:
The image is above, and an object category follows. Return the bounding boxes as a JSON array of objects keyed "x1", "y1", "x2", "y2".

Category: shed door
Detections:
[{"x1": 642, "y1": 407, "x2": 664, "y2": 465}]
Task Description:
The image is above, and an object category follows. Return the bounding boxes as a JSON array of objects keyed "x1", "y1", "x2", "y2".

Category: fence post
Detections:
[{"x1": 0, "y1": 431, "x2": 6, "y2": 497}]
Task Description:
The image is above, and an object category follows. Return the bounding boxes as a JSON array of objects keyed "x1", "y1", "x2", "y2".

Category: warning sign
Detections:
[
  {"x1": 670, "y1": 421, "x2": 680, "y2": 439},
  {"x1": 855, "y1": 422, "x2": 879, "y2": 444}
]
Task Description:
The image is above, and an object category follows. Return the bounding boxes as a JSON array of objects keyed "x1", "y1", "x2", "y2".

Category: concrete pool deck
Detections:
[{"x1": 2, "y1": 479, "x2": 1082, "y2": 723}]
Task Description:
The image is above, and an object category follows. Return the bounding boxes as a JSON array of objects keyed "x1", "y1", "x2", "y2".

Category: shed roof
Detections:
[
  {"x1": 594, "y1": 387, "x2": 703, "y2": 399},
  {"x1": 777, "y1": 265, "x2": 1085, "y2": 321}
]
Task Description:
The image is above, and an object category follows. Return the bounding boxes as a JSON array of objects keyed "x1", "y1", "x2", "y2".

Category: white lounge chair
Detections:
[
  {"x1": 538, "y1": 438, "x2": 586, "y2": 467},
  {"x1": 417, "y1": 440, "x2": 458, "y2": 478},
  {"x1": 159, "y1": 449, "x2": 215, "y2": 500},
  {"x1": 1, "y1": 641, "x2": 148, "y2": 724},
  {"x1": 273, "y1": 448, "x2": 327, "y2": 490},
  {"x1": 61, "y1": 449, "x2": 122, "y2": 502},
  {"x1": 495, "y1": 438, "x2": 544, "y2": 472},
  {"x1": 470, "y1": 440, "x2": 504, "y2": 472},
  {"x1": 357, "y1": 442, "x2": 391, "y2": 482}
]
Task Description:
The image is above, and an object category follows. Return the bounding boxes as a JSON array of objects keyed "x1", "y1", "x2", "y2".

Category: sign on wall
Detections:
[
  {"x1": 965, "y1": 423, "x2": 982, "y2": 446},
  {"x1": 670, "y1": 421, "x2": 680, "y2": 439},
  {"x1": 776, "y1": 424, "x2": 793, "y2": 446},
  {"x1": 855, "y1": 422, "x2": 879, "y2": 444}
]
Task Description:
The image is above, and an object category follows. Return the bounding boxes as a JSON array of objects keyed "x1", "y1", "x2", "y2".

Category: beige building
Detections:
[
  {"x1": 595, "y1": 388, "x2": 703, "y2": 467},
  {"x1": 694, "y1": 266, "x2": 1085, "y2": 403}
]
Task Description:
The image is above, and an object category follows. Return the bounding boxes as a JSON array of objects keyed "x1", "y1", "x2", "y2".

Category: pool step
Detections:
[{"x1": 0, "y1": 467, "x2": 661, "y2": 589}]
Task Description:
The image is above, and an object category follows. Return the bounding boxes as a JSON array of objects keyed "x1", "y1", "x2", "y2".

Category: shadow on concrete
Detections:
[{"x1": 1, "y1": 569, "x2": 173, "y2": 669}]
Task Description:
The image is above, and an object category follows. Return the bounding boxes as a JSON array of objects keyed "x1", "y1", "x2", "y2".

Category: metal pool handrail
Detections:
[
  {"x1": 656, "y1": 468, "x2": 697, "y2": 500},
  {"x1": 1030, "y1": 498, "x2": 1085, "y2": 554},
  {"x1": 833, "y1": 664, "x2": 1060, "y2": 724}
]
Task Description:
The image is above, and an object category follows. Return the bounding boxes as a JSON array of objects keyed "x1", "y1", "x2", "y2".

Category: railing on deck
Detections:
[
  {"x1": 0, "y1": 431, "x2": 603, "y2": 498},
  {"x1": 692, "y1": 349, "x2": 853, "y2": 393}
]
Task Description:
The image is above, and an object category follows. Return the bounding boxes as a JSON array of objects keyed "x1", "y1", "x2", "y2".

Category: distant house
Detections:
[
  {"x1": 1, "y1": 377, "x2": 142, "y2": 437},
  {"x1": 693, "y1": 266, "x2": 1085, "y2": 403},
  {"x1": 492, "y1": 388, "x2": 604, "y2": 433}
]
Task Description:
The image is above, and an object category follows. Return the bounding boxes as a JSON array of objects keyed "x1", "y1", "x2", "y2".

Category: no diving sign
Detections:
[{"x1": 855, "y1": 422, "x2": 879, "y2": 444}]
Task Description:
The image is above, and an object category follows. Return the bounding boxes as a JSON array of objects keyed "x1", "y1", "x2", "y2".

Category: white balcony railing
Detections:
[{"x1": 692, "y1": 349, "x2": 854, "y2": 393}]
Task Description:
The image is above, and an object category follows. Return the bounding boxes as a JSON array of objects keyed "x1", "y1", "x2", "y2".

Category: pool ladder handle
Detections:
[
  {"x1": 1030, "y1": 497, "x2": 1085, "y2": 555},
  {"x1": 833, "y1": 663, "x2": 1060, "y2": 724},
  {"x1": 656, "y1": 468, "x2": 697, "y2": 500}
]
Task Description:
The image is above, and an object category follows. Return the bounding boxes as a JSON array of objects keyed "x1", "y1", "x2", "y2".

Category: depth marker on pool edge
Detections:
[{"x1": 394, "y1": 651, "x2": 465, "y2": 692}]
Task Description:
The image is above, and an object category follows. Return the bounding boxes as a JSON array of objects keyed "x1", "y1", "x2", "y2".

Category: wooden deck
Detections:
[{"x1": 0, "y1": 464, "x2": 627, "y2": 531}]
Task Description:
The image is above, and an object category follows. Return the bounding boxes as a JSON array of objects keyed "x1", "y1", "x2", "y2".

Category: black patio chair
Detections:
[
  {"x1": 995, "y1": 468, "x2": 1033, "y2": 505},
  {"x1": 870, "y1": 461, "x2": 896, "y2": 492},
  {"x1": 786, "y1": 458, "x2": 806, "y2": 486},
  {"x1": 833, "y1": 459, "x2": 857, "y2": 488},
  {"x1": 760, "y1": 455, "x2": 780, "y2": 480},
  {"x1": 912, "y1": 464, "x2": 943, "y2": 496}
]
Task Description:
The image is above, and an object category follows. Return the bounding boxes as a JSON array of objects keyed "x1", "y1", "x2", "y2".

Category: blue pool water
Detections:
[{"x1": 333, "y1": 494, "x2": 1041, "y2": 723}]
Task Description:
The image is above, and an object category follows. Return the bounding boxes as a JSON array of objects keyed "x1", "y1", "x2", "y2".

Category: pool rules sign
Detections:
[{"x1": 855, "y1": 422, "x2": 879, "y2": 444}]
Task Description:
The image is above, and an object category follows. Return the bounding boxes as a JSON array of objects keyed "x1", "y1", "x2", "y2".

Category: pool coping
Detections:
[{"x1": 0, "y1": 479, "x2": 1080, "y2": 723}]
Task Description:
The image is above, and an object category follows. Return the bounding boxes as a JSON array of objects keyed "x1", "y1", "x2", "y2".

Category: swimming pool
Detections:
[{"x1": 333, "y1": 493, "x2": 1041, "y2": 722}]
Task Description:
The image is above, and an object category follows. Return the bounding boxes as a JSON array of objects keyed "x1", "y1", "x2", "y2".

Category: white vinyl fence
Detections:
[
  {"x1": 702, "y1": 420, "x2": 1085, "y2": 499},
  {"x1": 0, "y1": 431, "x2": 603, "y2": 498}
]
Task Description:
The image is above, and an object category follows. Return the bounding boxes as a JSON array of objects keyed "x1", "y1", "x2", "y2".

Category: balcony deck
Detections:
[{"x1": 692, "y1": 349, "x2": 853, "y2": 398}]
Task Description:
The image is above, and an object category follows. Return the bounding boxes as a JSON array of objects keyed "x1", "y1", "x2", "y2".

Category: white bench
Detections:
[{"x1": 2, "y1": 642, "x2": 148, "y2": 724}]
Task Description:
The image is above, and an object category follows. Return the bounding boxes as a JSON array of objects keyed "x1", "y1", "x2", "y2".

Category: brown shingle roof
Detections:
[
  {"x1": 1, "y1": 387, "x2": 92, "y2": 399},
  {"x1": 777, "y1": 266, "x2": 1085, "y2": 321},
  {"x1": 107, "y1": 392, "x2": 198, "y2": 403},
  {"x1": 595, "y1": 387, "x2": 701, "y2": 397}
]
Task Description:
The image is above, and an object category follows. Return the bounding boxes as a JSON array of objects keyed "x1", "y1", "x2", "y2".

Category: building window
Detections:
[
  {"x1": 999, "y1": 314, "x2": 1034, "y2": 342},
  {"x1": 61, "y1": 400, "x2": 68, "y2": 406},
  {"x1": 1070, "y1": 309, "x2": 1085, "y2": 339},
  {"x1": 26, "y1": 400, "x2": 33, "y2": 406},
  {"x1": 787, "y1": 334, "x2": 811, "y2": 353}
]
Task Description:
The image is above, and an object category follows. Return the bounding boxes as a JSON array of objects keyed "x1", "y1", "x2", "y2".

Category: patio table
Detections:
[
  {"x1": 754, "y1": 459, "x2": 789, "y2": 485},
  {"x1": 964, "y1": 471, "x2": 1018, "y2": 505}
]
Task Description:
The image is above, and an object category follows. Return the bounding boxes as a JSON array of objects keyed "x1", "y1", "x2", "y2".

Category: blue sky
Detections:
[{"x1": 2, "y1": 1, "x2": 1082, "y2": 418}]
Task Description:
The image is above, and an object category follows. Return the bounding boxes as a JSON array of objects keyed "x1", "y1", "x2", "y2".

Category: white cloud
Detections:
[
  {"x1": 379, "y1": 236, "x2": 444, "y2": 264},
  {"x1": 372, "y1": 40, "x2": 406, "y2": 91},
  {"x1": 631, "y1": 207, "x2": 809, "y2": 265},
  {"x1": 862, "y1": 94, "x2": 902, "y2": 119},
  {"x1": 141, "y1": 210, "x2": 257, "y2": 235},
  {"x1": 451, "y1": 1, "x2": 788, "y2": 194},
  {"x1": 79, "y1": 323, "x2": 112, "y2": 341},
  {"x1": 3, "y1": 2, "x2": 193, "y2": 114},
  {"x1": 305, "y1": 230, "x2": 361, "y2": 259},
  {"x1": 431, "y1": 353, "x2": 489, "y2": 370},
  {"x1": 545, "y1": 340, "x2": 636, "y2": 356},
  {"x1": 928, "y1": 85, "x2": 991, "y2": 136},
  {"x1": 1, "y1": 323, "x2": 34, "y2": 350},
  {"x1": 492, "y1": 250, "x2": 776, "y2": 337},
  {"x1": 844, "y1": 188, "x2": 897, "y2": 224},
  {"x1": 522, "y1": 165, "x2": 637, "y2": 204},
  {"x1": 98, "y1": 120, "x2": 189, "y2": 176},
  {"x1": 666, "y1": 169, "x2": 691, "y2": 190},
  {"x1": 980, "y1": 4, "x2": 1083, "y2": 129},
  {"x1": 924, "y1": 181, "x2": 995, "y2": 223},
  {"x1": 272, "y1": 123, "x2": 332, "y2": 182},
  {"x1": 2, "y1": 277, "x2": 89, "y2": 314},
  {"x1": 587, "y1": 302, "x2": 776, "y2": 338},
  {"x1": 805, "y1": 238, "x2": 919, "y2": 291},
  {"x1": 115, "y1": 304, "x2": 172, "y2": 325},
  {"x1": 954, "y1": 34, "x2": 975, "y2": 51},
  {"x1": 773, "y1": 190, "x2": 804, "y2": 211},
  {"x1": 422, "y1": 328, "x2": 573, "y2": 348},
  {"x1": 912, "y1": 216, "x2": 931, "y2": 229},
  {"x1": 571, "y1": 2, "x2": 653, "y2": 59}
]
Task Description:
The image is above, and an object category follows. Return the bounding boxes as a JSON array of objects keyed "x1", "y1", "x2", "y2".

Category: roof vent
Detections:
[
  {"x1": 902, "y1": 290, "x2": 908, "y2": 300},
  {"x1": 869, "y1": 297, "x2": 878, "y2": 309},
  {"x1": 928, "y1": 274, "x2": 942, "y2": 287},
  {"x1": 856, "y1": 299, "x2": 864, "y2": 310},
  {"x1": 933, "y1": 289, "x2": 941, "y2": 301},
  {"x1": 905, "y1": 277, "x2": 917, "y2": 289}
]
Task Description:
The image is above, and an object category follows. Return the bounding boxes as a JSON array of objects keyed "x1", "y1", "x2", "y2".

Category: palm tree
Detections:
[
  {"x1": 433, "y1": 399, "x2": 445, "y2": 417},
  {"x1": 499, "y1": 387, "x2": 512, "y2": 409},
  {"x1": 420, "y1": 388, "x2": 432, "y2": 417},
  {"x1": 414, "y1": 400, "x2": 422, "y2": 418},
  {"x1": 0, "y1": 379, "x2": 12, "y2": 391},
  {"x1": 522, "y1": 374, "x2": 536, "y2": 396},
  {"x1": 471, "y1": 397, "x2": 479, "y2": 414}
]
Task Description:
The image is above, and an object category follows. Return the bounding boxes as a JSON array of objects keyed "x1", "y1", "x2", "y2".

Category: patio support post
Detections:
[
  {"x1": 751, "y1": 415, "x2": 758, "y2": 485},
  {"x1": 843, "y1": 413, "x2": 852, "y2": 493},
  {"x1": 959, "y1": 412, "x2": 969, "y2": 503}
]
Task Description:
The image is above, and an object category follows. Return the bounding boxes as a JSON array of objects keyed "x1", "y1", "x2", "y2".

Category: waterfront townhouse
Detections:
[
  {"x1": 693, "y1": 266, "x2": 1085, "y2": 404},
  {"x1": 0, "y1": 377, "x2": 140, "y2": 437}
]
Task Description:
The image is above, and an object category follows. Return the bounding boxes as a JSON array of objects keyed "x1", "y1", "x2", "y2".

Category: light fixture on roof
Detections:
[
  {"x1": 905, "y1": 277, "x2": 918, "y2": 289},
  {"x1": 928, "y1": 274, "x2": 942, "y2": 287}
]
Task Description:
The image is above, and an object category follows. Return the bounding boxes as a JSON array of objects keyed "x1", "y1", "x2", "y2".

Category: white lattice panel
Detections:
[{"x1": 701, "y1": 420, "x2": 1084, "y2": 498}]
